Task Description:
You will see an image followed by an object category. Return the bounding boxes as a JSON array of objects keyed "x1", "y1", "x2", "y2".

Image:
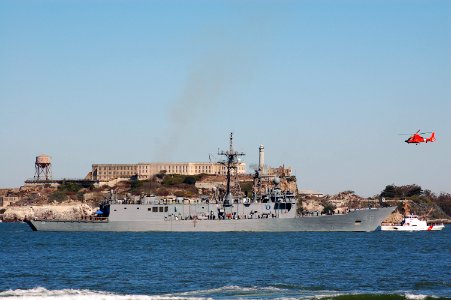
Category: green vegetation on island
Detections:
[{"x1": 380, "y1": 184, "x2": 451, "y2": 219}]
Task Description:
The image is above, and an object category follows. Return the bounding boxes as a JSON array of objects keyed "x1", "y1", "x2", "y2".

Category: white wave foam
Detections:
[
  {"x1": 311, "y1": 291, "x2": 441, "y2": 300},
  {"x1": 0, "y1": 287, "x2": 211, "y2": 300},
  {"x1": 0, "y1": 287, "x2": 441, "y2": 300},
  {"x1": 405, "y1": 294, "x2": 435, "y2": 300},
  {"x1": 390, "y1": 290, "x2": 442, "y2": 300},
  {"x1": 170, "y1": 285, "x2": 344, "y2": 300},
  {"x1": 175, "y1": 285, "x2": 284, "y2": 296}
]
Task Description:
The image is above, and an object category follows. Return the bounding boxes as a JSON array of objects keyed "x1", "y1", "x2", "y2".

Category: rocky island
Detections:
[{"x1": 1, "y1": 173, "x2": 450, "y2": 224}]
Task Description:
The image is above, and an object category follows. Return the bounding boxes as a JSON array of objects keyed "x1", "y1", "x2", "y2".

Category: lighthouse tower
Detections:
[{"x1": 258, "y1": 145, "x2": 264, "y2": 174}]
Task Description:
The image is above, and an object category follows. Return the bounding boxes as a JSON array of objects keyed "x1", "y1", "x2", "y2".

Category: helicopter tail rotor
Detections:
[{"x1": 426, "y1": 132, "x2": 436, "y2": 143}]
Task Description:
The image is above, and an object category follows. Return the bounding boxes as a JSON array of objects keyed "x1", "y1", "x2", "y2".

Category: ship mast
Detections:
[{"x1": 218, "y1": 133, "x2": 245, "y2": 207}]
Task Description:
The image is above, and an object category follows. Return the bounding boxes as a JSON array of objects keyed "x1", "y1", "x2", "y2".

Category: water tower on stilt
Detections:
[{"x1": 34, "y1": 155, "x2": 52, "y2": 180}]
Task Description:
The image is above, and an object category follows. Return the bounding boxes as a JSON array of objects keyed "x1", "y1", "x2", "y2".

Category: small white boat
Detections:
[{"x1": 381, "y1": 215, "x2": 445, "y2": 231}]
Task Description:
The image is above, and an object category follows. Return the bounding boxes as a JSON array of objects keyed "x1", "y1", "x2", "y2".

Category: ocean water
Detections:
[{"x1": 0, "y1": 223, "x2": 449, "y2": 300}]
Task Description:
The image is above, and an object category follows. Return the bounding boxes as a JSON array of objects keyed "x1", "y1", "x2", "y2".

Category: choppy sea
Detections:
[{"x1": 0, "y1": 223, "x2": 449, "y2": 300}]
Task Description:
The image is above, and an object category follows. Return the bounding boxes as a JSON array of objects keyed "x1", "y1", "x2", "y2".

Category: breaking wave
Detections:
[
  {"x1": 0, "y1": 287, "x2": 208, "y2": 300},
  {"x1": 0, "y1": 287, "x2": 448, "y2": 300}
]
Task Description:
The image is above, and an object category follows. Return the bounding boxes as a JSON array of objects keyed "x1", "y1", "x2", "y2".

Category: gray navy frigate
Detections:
[{"x1": 27, "y1": 134, "x2": 395, "y2": 232}]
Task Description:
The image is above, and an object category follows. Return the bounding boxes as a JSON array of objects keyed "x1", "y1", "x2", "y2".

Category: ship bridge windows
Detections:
[
  {"x1": 274, "y1": 203, "x2": 292, "y2": 211},
  {"x1": 149, "y1": 206, "x2": 169, "y2": 213}
]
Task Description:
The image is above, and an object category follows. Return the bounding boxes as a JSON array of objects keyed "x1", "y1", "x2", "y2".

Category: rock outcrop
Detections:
[{"x1": 3, "y1": 203, "x2": 95, "y2": 222}]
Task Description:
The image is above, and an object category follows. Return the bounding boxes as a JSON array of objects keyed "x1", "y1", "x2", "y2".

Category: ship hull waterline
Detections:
[{"x1": 27, "y1": 207, "x2": 395, "y2": 232}]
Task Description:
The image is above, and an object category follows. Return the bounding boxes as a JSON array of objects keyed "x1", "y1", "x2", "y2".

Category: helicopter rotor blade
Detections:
[{"x1": 399, "y1": 130, "x2": 433, "y2": 135}]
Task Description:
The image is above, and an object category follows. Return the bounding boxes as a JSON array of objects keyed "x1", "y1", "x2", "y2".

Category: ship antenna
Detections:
[{"x1": 218, "y1": 132, "x2": 245, "y2": 207}]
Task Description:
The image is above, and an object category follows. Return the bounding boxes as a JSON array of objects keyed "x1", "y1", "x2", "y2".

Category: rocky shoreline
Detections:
[{"x1": 1, "y1": 202, "x2": 95, "y2": 222}]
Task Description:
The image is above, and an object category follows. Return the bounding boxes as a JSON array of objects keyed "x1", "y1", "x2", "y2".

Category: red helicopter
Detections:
[{"x1": 401, "y1": 130, "x2": 436, "y2": 144}]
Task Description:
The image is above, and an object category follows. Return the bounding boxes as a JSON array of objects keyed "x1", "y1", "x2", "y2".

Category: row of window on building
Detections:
[{"x1": 91, "y1": 162, "x2": 246, "y2": 181}]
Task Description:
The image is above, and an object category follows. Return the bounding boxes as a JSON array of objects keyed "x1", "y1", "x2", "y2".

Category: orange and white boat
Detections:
[{"x1": 381, "y1": 215, "x2": 445, "y2": 231}]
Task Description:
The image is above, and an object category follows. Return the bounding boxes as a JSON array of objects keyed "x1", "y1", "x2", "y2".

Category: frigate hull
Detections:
[{"x1": 27, "y1": 206, "x2": 394, "y2": 232}]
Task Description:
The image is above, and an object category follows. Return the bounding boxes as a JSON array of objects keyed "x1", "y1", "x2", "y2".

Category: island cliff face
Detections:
[
  {"x1": 1, "y1": 183, "x2": 103, "y2": 222},
  {"x1": 2, "y1": 203, "x2": 94, "y2": 222}
]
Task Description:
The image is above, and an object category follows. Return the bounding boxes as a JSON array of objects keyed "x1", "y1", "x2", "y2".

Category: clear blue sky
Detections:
[{"x1": 1, "y1": 0, "x2": 450, "y2": 197}]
